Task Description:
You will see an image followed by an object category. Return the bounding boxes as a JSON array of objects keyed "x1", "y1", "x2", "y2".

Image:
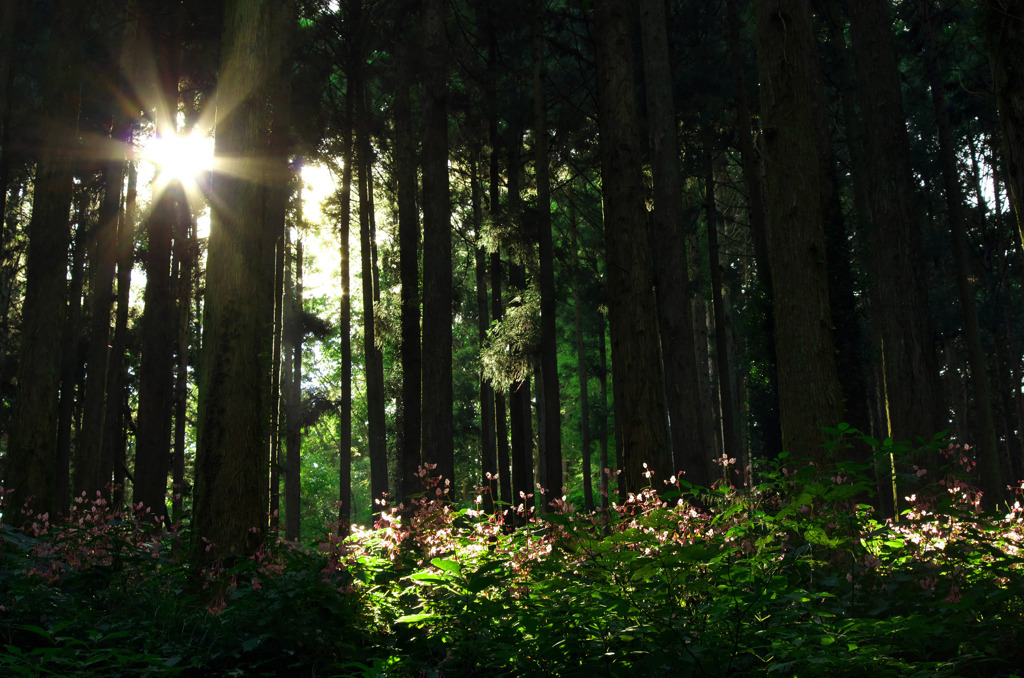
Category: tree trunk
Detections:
[
  {"x1": 848, "y1": 0, "x2": 945, "y2": 463},
  {"x1": 727, "y1": 0, "x2": 770, "y2": 289},
  {"x1": 195, "y1": 0, "x2": 292, "y2": 565},
  {"x1": 135, "y1": 7, "x2": 182, "y2": 522},
  {"x1": 819, "y1": 0, "x2": 875, "y2": 443},
  {"x1": 420, "y1": 0, "x2": 454, "y2": 486},
  {"x1": 337, "y1": 88, "x2": 355, "y2": 534},
  {"x1": 285, "y1": 236, "x2": 303, "y2": 540},
  {"x1": 58, "y1": 206, "x2": 86, "y2": 511},
  {"x1": 6, "y1": 0, "x2": 85, "y2": 525},
  {"x1": 172, "y1": 207, "x2": 194, "y2": 524},
  {"x1": 599, "y1": 316, "x2": 611, "y2": 508},
  {"x1": 507, "y1": 138, "x2": 535, "y2": 524},
  {"x1": 568, "y1": 195, "x2": 593, "y2": 511},
  {"x1": 357, "y1": 73, "x2": 388, "y2": 515},
  {"x1": 919, "y1": 0, "x2": 1001, "y2": 506},
  {"x1": 105, "y1": 156, "x2": 138, "y2": 511},
  {"x1": 471, "y1": 155, "x2": 496, "y2": 513},
  {"x1": 640, "y1": 0, "x2": 711, "y2": 490},
  {"x1": 756, "y1": 0, "x2": 844, "y2": 463},
  {"x1": 531, "y1": 0, "x2": 562, "y2": 508},
  {"x1": 394, "y1": 6, "x2": 422, "y2": 510},
  {"x1": 704, "y1": 146, "x2": 740, "y2": 478},
  {"x1": 593, "y1": 0, "x2": 672, "y2": 493},
  {"x1": 77, "y1": 140, "x2": 124, "y2": 502}
]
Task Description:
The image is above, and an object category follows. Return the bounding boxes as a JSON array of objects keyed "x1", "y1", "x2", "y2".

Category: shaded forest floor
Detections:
[{"x1": 3, "y1": 435, "x2": 1024, "y2": 677}]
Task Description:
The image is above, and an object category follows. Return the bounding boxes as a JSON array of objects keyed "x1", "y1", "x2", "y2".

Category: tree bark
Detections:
[
  {"x1": 337, "y1": 87, "x2": 355, "y2": 534},
  {"x1": 58, "y1": 206, "x2": 86, "y2": 511},
  {"x1": 194, "y1": 0, "x2": 292, "y2": 565},
  {"x1": 756, "y1": 0, "x2": 844, "y2": 463},
  {"x1": 568, "y1": 195, "x2": 593, "y2": 511},
  {"x1": 394, "y1": 5, "x2": 422, "y2": 510},
  {"x1": 135, "y1": 6, "x2": 183, "y2": 522},
  {"x1": 640, "y1": 0, "x2": 711, "y2": 490},
  {"x1": 728, "y1": 0, "x2": 781, "y2": 461},
  {"x1": 6, "y1": 0, "x2": 85, "y2": 526},
  {"x1": 593, "y1": 0, "x2": 673, "y2": 492},
  {"x1": 471, "y1": 154, "x2": 497, "y2": 513},
  {"x1": 848, "y1": 0, "x2": 945, "y2": 461},
  {"x1": 420, "y1": 0, "x2": 455, "y2": 486},
  {"x1": 106, "y1": 156, "x2": 138, "y2": 511},
  {"x1": 356, "y1": 70, "x2": 388, "y2": 516},
  {"x1": 507, "y1": 138, "x2": 534, "y2": 524},
  {"x1": 532, "y1": 0, "x2": 562, "y2": 508},
  {"x1": 78, "y1": 137, "x2": 124, "y2": 502},
  {"x1": 704, "y1": 147, "x2": 740, "y2": 479},
  {"x1": 285, "y1": 235, "x2": 303, "y2": 540}
]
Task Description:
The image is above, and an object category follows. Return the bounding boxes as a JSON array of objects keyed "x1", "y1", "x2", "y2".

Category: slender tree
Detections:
[
  {"x1": 336, "y1": 90, "x2": 355, "y2": 533},
  {"x1": 532, "y1": 0, "x2": 562, "y2": 507},
  {"x1": 393, "y1": 1, "x2": 422, "y2": 510},
  {"x1": 420, "y1": 0, "x2": 455, "y2": 486}
]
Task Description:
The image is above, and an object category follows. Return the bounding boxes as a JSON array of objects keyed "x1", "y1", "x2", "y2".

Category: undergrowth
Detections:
[{"x1": 2, "y1": 427, "x2": 1023, "y2": 676}]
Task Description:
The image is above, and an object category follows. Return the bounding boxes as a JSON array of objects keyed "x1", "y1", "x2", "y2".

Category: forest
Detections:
[{"x1": 1, "y1": 0, "x2": 1024, "y2": 675}]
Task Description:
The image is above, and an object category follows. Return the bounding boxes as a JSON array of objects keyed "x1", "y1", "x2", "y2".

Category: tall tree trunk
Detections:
[
  {"x1": 357, "y1": 74, "x2": 388, "y2": 515},
  {"x1": 568, "y1": 196, "x2": 593, "y2": 511},
  {"x1": 394, "y1": 5, "x2": 422, "y2": 510},
  {"x1": 58, "y1": 207, "x2": 86, "y2": 511},
  {"x1": 172, "y1": 207, "x2": 194, "y2": 524},
  {"x1": 593, "y1": 0, "x2": 672, "y2": 492},
  {"x1": 285, "y1": 236, "x2": 303, "y2": 540},
  {"x1": 598, "y1": 316, "x2": 610, "y2": 509},
  {"x1": 848, "y1": 0, "x2": 945, "y2": 464},
  {"x1": 135, "y1": 7, "x2": 183, "y2": 522},
  {"x1": 267, "y1": 42, "x2": 294, "y2": 533},
  {"x1": 532, "y1": 0, "x2": 562, "y2": 508},
  {"x1": 727, "y1": 0, "x2": 771, "y2": 290},
  {"x1": 704, "y1": 146, "x2": 740, "y2": 477},
  {"x1": 919, "y1": 0, "x2": 1002, "y2": 506},
  {"x1": 640, "y1": 0, "x2": 711, "y2": 490},
  {"x1": 420, "y1": 0, "x2": 454, "y2": 486},
  {"x1": 491, "y1": 250, "x2": 513, "y2": 518},
  {"x1": 269, "y1": 214, "x2": 285, "y2": 530},
  {"x1": 507, "y1": 138, "x2": 534, "y2": 524},
  {"x1": 485, "y1": 6, "x2": 512, "y2": 520},
  {"x1": 471, "y1": 154, "x2": 497, "y2": 513},
  {"x1": 6, "y1": 0, "x2": 85, "y2": 525},
  {"x1": 337, "y1": 90, "x2": 355, "y2": 534},
  {"x1": 756, "y1": 0, "x2": 844, "y2": 463},
  {"x1": 77, "y1": 141, "x2": 124, "y2": 503},
  {"x1": 106, "y1": 156, "x2": 138, "y2": 511},
  {"x1": 195, "y1": 0, "x2": 292, "y2": 565},
  {"x1": 819, "y1": 0, "x2": 875, "y2": 442}
]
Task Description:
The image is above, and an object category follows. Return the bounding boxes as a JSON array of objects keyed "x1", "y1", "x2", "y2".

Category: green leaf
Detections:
[
  {"x1": 431, "y1": 558, "x2": 462, "y2": 576},
  {"x1": 396, "y1": 612, "x2": 436, "y2": 624}
]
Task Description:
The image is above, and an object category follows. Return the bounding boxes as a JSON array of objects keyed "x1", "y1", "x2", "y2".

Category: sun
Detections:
[{"x1": 142, "y1": 130, "x2": 215, "y2": 184}]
